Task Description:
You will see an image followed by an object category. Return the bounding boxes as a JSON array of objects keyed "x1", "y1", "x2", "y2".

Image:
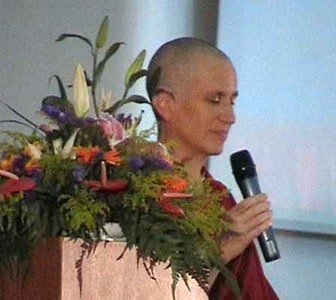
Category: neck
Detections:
[
  {"x1": 180, "y1": 156, "x2": 207, "y2": 181},
  {"x1": 159, "y1": 137, "x2": 207, "y2": 181}
]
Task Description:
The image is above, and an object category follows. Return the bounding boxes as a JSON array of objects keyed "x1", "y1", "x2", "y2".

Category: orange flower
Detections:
[
  {"x1": 159, "y1": 192, "x2": 193, "y2": 218},
  {"x1": 75, "y1": 146, "x2": 101, "y2": 164},
  {"x1": 104, "y1": 149, "x2": 122, "y2": 166},
  {"x1": 25, "y1": 160, "x2": 41, "y2": 174},
  {"x1": 0, "y1": 155, "x2": 15, "y2": 171},
  {"x1": 163, "y1": 175, "x2": 188, "y2": 193}
]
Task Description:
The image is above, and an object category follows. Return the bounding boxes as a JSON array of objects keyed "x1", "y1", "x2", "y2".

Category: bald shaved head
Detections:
[
  {"x1": 146, "y1": 37, "x2": 231, "y2": 101},
  {"x1": 145, "y1": 37, "x2": 237, "y2": 178}
]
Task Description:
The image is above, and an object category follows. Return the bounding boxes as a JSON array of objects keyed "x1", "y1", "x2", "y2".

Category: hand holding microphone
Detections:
[
  {"x1": 218, "y1": 193, "x2": 274, "y2": 263},
  {"x1": 230, "y1": 149, "x2": 280, "y2": 262}
]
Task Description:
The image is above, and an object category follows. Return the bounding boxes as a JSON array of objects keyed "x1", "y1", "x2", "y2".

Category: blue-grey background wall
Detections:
[
  {"x1": 1, "y1": 1, "x2": 335, "y2": 299},
  {"x1": 214, "y1": 2, "x2": 336, "y2": 299}
]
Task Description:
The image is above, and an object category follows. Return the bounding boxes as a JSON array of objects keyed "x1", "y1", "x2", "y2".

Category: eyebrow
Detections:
[{"x1": 215, "y1": 90, "x2": 239, "y2": 98}]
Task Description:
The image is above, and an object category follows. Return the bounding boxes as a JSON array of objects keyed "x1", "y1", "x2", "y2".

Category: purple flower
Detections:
[
  {"x1": 41, "y1": 104, "x2": 61, "y2": 119},
  {"x1": 30, "y1": 168, "x2": 43, "y2": 182},
  {"x1": 84, "y1": 117, "x2": 95, "y2": 124},
  {"x1": 41, "y1": 104, "x2": 95, "y2": 127},
  {"x1": 145, "y1": 156, "x2": 173, "y2": 170},
  {"x1": 72, "y1": 165, "x2": 86, "y2": 183},
  {"x1": 129, "y1": 156, "x2": 146, "y2": 171},
  {"x1": 58, "y1": 111, "x2": 68, "y2": 123},
  {"x1": 12, "y1": 155, "x2": 29, "y2": 173}
]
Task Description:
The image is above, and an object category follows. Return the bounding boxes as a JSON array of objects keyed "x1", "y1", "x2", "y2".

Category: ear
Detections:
[{"x1": 152, "y1": 91, "x2": 175, "y2": 121}]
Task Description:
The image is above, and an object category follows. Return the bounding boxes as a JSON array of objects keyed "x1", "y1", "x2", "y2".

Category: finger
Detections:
[
  {"x1": 231, "y1": 193, "x2": 268, "y2": 213},
  {"x1": 246, "y1": 214, "x2": 273, "y2": 240},
  {"x1": 240, "y1": 199, "x2": 271, "y2": 222},
  {"x1": 227, "y1": 198, "x2": 271, "y2": 225},
  {"x1": 228, "y1": 207, "x2": 272, "y2": 234},
  {"x1": 244, "y1": 210, "x2": 273, "y2": 232}
]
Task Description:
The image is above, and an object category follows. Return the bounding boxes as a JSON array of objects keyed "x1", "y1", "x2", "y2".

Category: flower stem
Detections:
[
  {"x1": 101, "y1": 161, "x2": 107, "y2": 187},
  {"x1": 92, "y1": 48, "x2": 100, "y2": 118}
]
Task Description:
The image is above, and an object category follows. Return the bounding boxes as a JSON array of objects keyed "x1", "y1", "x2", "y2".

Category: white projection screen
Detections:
[{"x1": 210, "y1": 1, "x2": 336, "y2": 234}]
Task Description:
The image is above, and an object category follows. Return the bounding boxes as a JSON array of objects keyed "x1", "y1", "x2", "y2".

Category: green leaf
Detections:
[
  {"x1": 124, "y1": 50, "x2": 146, "y2": 88},
  {"x1": 95, "y1": 16, "x2": 109, "y2": 49},
  {"x1": 126, "y1": 69, "x2": 148, "y2": 90},
  {"x1": 104, "y1": 95, "x2": 150, "y2": 114},
  {"x1": 56, "y1": 34, "x2": 93, "y2": 53},
  {"x1": 42, "y1": 96, "x2": 74, "y2": 113},
  {"x1": 49, "y1": 75, "x2": 67, "y2": 100},
  {"x1": 0, "y1": 99, "x2": 40, "y2": 130},
  {"x1": 95, "y1": 42, "x2": 124, "y2": 82},
  {"x1": 126, "y1": 94, "x2": 151, "y2": 104},
  {"x1": 0, "y1": 120, "x2": 40, "y2": 132}
]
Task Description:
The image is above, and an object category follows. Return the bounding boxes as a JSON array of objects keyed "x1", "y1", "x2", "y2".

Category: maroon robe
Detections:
[{"x1": 206, "y1": 173, "x2": 279, "y2": 300}]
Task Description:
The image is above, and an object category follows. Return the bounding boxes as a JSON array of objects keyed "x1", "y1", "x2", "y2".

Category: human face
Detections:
[{"x1": 166, "y1": 57, "x2": 237, "y2": 160}]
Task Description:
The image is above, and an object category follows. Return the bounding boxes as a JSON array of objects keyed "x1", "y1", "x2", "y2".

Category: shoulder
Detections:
[{"x1": 202, "y1": 168, "x2": 237, "y2": 209}]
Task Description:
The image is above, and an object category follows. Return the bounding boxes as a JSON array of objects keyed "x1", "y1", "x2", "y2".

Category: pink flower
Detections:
[{"x1": 96, "y1": 116, "x2": 128, "y2": 148}]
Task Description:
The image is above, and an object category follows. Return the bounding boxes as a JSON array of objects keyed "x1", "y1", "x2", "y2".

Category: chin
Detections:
[{"x1": 206, "y1": 146, "x2": 224, "y2": 156}]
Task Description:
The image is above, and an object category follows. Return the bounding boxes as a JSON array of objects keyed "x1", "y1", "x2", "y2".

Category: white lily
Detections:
[
  {"x1": 72, "y1": 64, "x2": 90, "y2": 117},
  {"x1": 99, "y1": 88, "x2": 114, "y2": 111},
  {"x1": 52, "y1": 129, "x2": 79, "y2": 159},
  {"x1": 52, "y1": 138, "x2": 63, "y2": 156}
]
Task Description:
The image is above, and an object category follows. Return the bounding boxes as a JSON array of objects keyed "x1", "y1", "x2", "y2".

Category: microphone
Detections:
[{"x1": 230, "y1": 149, "x2": 280, "y2": 262}]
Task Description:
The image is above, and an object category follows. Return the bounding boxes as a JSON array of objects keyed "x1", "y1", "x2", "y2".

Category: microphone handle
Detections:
[{"x1": 238, "y1": 176, "x2": 280, "y2": 262}]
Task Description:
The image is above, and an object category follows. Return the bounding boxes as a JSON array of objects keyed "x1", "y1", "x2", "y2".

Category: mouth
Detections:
[{"x1": 211, "y1": 129, "x2": 230, "y2": 142}]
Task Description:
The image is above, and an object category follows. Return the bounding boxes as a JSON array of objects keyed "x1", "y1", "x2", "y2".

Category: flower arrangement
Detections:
[{"x1": 0, "y1": 17, "x2": 239, "y2": 298}]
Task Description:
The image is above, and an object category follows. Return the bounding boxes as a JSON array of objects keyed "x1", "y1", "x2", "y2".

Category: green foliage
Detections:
[
  {"x1": 95, "y1": 42, "x2": 124, "y2": 83},
  {"x1": 0, "y1": 194, "x2": 51, "y2": 281},
  {"x1": 124, "y1": 50, "x2": 146, "y2": 98},
  {"x1": 122, "y1": 171, "x2": 165, "y2": 209},
  {"x1": 95, "y1": 16, "x2": 109, "y2": 49},
  {"x1": 49, "y1": 74, "x2": 68, "y2": 100},
  {"x1": 0, "y1": 131, "x2": 44, "y2": 154},
  {"x1": 39, "y1": 153, "x2": 77, "y2": 194},
  {"x1": 180, "y1": 179, "x2": 229, "y2": 242},
  {"x1": 0, "y1": 195, "x2": 23, "y2": 231},
  {"x1": 60, "y1": 188, "x2": 109, "y2": 237},
  {"x1": 56, "y1": 33, "x2": 94, "y2": 55},
  {"x1": 105, "y1": 94, "x2": 150, "y2": 115},
  {"x1": 118, "y1": 201, "x2": 239, "y2": 297},
  {"x1": 42, "y1": 96, "x2": 73, "y2": 113},
  {"x1": 0, "y1": 100, "x2": 41, "y2": 132}
]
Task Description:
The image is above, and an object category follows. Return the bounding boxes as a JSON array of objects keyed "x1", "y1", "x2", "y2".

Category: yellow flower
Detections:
[
  {"x1": 25, "y1": 160, "x2": 40, "y2": 174},
  {"x1": 0, "y1": 156, "x2": 15, "y2": 171},
  {"x1": 24, "y1": 142, "x2": 43, "y2": 160}
]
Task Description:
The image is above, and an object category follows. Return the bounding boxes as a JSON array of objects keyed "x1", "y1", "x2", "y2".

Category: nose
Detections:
[{"x1": 218, "y1": 103, "x2": 235, "y2": 125}]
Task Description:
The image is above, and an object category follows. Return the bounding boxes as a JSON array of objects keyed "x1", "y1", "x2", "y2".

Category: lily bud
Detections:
[{"x1": 73, "y1": 64, "x2": 90, "y2": 117}]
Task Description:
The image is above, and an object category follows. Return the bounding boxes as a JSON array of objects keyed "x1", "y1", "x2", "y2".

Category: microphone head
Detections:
[{"x1": 230, "y1": 149, "x2": 257, "y2": 180}]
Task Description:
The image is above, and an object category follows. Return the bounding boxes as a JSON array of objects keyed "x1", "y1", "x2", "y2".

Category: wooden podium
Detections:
[{"x1": 0, "y1": 238, "x2": 207, "y2": 300}]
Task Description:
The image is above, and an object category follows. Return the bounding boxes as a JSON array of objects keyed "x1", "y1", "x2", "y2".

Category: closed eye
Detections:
[{"x1": 205, "y1": 91, "x2": 238, "y2": 106}]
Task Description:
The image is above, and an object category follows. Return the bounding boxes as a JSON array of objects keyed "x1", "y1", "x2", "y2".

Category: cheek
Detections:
[{"x1": 175, "y1": 100, "x2": 213, "y2": 132}]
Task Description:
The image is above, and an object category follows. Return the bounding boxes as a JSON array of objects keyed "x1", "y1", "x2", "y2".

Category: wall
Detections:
[
  {"x1": 215, "y1": 1, "x2": 336, "y2": 299},
  {"x1": 0, "y1": 0, "x2": 218, "y2": 131},
  {"x1": 262, "y1": 230, "x2": 336, "y2": 299}
]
